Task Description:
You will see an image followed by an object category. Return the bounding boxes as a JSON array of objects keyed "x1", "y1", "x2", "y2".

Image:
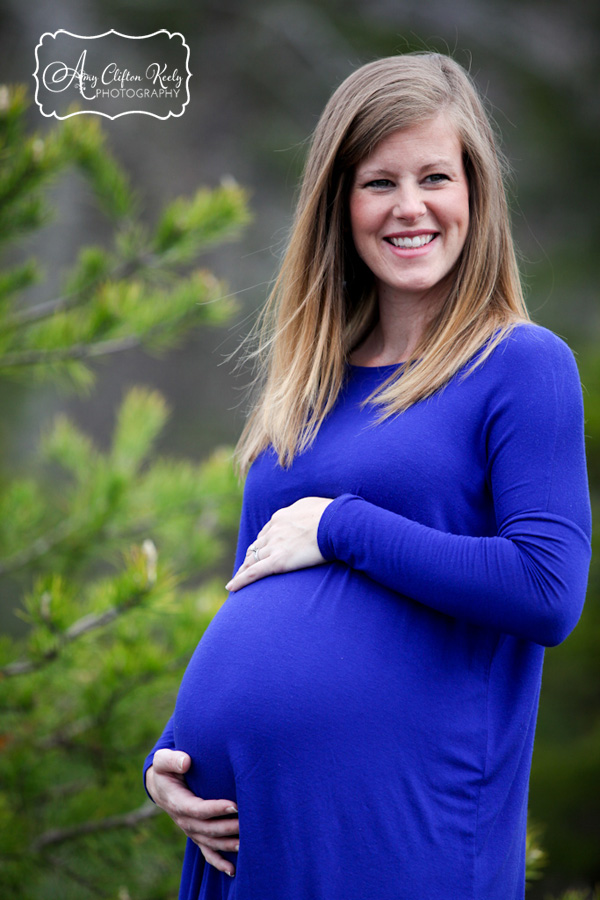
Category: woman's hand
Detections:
[
  {"x1": 146, "y1": 749, "x2": 239, "y2": 878},
  {"x1": 226, "y1": 496, "x2": 333, "y2": 592}
]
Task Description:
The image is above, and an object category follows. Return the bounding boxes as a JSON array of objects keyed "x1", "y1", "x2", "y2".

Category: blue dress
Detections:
[{"x1": 144, "y1": 323, "x2": 591, "y2": 900}]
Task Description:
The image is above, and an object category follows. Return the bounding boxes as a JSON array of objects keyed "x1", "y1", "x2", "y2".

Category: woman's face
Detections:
[{"x1": 348, "y1": 113, "x2": 470, "y2": 309}]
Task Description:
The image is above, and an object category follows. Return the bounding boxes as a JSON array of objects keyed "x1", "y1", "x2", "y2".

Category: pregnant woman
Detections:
[{"x1": 143, "y1": 52, "x2": 591, "y2": 900}]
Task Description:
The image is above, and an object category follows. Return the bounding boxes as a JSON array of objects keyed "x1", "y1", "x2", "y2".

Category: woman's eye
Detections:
[
  {"x1": 365, "y1": 179, "x2": 393, "y2": 188},
  {"x1": 424, "y1": 173, "x2": 449, "y2": 184}
]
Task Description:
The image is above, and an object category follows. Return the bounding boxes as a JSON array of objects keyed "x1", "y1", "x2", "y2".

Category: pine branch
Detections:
[
  {"x1": 0, "y1": 593, "x2": 147, "y2": 677},
  {"x1": 2, "y1": 252, "x2": 158, "y2": 331},
  {"x1": 2, "y1": 271, "x2": 123, "y2": 332},
  {"x1": 32, "y1": 802, "x2": 160, "y2": 851},
  {"x1": 0, "y1": 475, "x2": 217, "y2": 579},
  {"x1": 5, "y1": 289, "x2": 97, "y2": 330},
  {"x1": 0, "y1": 334, "x2": 141, "y2": 367},
  {"x1": 0, "y1": 517, "x2": 82, "y2": 576}
]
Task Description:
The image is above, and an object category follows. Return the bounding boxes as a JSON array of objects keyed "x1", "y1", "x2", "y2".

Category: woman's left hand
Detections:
[{"x1": 225, "y1": 497, "x2": 333, "y2": 592}]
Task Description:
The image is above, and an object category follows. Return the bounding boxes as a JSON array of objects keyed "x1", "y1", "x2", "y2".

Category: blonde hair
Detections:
[{"x1": 235, "y1": 52, "x2": 529, "y2": 473}]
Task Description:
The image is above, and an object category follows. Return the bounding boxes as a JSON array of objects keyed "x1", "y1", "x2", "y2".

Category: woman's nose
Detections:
[{"x1": 392, "y1": 185, "x2": 426, "y2": 220}]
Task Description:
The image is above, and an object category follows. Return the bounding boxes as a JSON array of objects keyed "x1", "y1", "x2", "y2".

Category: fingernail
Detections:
[
  {"x1": 225, "y1": 581, "x2": 232, "y2": 590},
  {"x1": 225, "y1": 806, "x2": 238, "y2": 813},
  {"x1": 234, "y1": 843, "x2": 240, "y2": 852},
  {"x1": 177, "y1": 755, "x2": 185, "y2": 772},
  {"x1": 226, "y1": 870, "x2": 235, "y2": 878}
]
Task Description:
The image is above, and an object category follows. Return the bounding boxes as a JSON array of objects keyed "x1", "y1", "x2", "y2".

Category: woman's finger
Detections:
[
  {"x1": 232, "y1": 542, "x2": 273, "y2": 580},
  {"x1": 178, "y1": 811, "x2": 239, "y2": 838},
  {"x1": 242, "y1": 547, "x2": 268, "y2": 570},
  {"x1": 197, "y1": 842, "x2": 236, "y2": 877},
  {"x1": 189, "y1": 798, "x2": 238, "y2": 820},
  {"x1": 151, "y1": 748, "x2": 191, "y2": 775},
  {"x1": 245, "y1": 544, "x2": 264, "y2": 564},
  {"x1": 226, "y1": 557, "x2": 277, "y2": 592},
  {"x1": 192, "y1": 832, "x2": 240, "y2": 852},
  {"x1": 183, "y1": 813, "x2": 239, "y2": 846}
]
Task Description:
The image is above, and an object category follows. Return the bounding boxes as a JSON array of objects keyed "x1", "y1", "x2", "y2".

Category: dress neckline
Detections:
[{"x1": 347, "y1": 361, "x2": 406, "y2": 372}]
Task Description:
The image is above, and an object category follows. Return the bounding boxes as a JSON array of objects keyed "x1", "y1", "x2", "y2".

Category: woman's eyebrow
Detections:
[
  {"x1": 355, "y1": 166, "x2": 393, "y2": 178},
  {"x1": 355, "y1": 158, "x2": 460, "y2": 177}
]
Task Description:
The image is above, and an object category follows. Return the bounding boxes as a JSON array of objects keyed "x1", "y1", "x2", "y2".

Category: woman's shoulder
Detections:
[
  {"x1": 493, "y1": 321, "x2": 576, "y2": 365},
  {"x1": 456, "y1": 322, "x2": 581, "y2": 409},
  {"x1": 467, "y1": 321, "x2": 583, "y2": 418},
  {"x1": 480, "y1": 321, "x2": 580, "y2": 386}
]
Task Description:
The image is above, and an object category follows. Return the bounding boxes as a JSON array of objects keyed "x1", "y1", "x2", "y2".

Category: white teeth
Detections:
[{"x1": 389, "y1": 234, "x2": 435, "y2": 248}]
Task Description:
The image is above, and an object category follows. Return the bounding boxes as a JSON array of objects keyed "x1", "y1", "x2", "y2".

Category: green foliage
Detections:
[
  {"x1": 0, "y1": 85, "x2": 65, "y2": 242},
  {"x1": 0, "y1": 522, "x2": 235, "y2": 898},
  {"x1": 0, "y1": 86, "x2": 251, "y2": 389},
  {"x1": 59, "y1": 112, "x2": 137, "y2": 219},
  {"x1": 526, "y1": 819, "x2": 548, "y2": 886},
  {"x1": 525, "y1": 825, "x2": 599, "y2": 900},
  {"x1": 0, "y1": 86, "x2": 247, "y2": 898},
  {"x1": 153, "y1": 180, "x2": 252, "y2": 263}
]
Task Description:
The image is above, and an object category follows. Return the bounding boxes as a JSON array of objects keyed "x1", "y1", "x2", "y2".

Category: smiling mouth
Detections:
[{"x1": 386, "y1": 233, "x2": 437, "y2": 249}]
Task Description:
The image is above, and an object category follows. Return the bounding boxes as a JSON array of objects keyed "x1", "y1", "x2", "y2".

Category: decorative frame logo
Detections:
[{"x1": 33, "y1": 29, "x2": 191, "y2": 120}]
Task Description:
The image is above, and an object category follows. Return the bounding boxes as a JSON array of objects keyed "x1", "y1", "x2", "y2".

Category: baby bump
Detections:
[
  {"x1": 172, "y1": 567, "x2": 351, "y2": 798},
  {"x1": 172, "y1": 564, "x2": 490, "y2": 802}
]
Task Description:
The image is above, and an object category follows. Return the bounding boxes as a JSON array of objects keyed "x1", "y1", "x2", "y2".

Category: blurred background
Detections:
[{"x1": 0, "y1": 0, "x2": 598, "y2": 897}]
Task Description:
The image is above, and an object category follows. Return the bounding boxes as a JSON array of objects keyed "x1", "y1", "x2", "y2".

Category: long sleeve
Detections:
[{"x1": 317, "y1": 327, "x2": 591, "y2": 646}]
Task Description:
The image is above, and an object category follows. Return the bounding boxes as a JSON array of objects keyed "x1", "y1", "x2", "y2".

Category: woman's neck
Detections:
[{"x1": 349, "y1": 287, "x2": 443, "y2": 366}]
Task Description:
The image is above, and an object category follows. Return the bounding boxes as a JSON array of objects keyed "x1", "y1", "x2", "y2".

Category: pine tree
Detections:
[{"x1": 0, "y1": 85, "x2": 249, "y2": 899}]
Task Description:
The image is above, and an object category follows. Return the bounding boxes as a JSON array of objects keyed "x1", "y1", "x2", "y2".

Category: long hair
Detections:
[{"x1": 235, "y1": 52, "x2": 529, "y2": 473}]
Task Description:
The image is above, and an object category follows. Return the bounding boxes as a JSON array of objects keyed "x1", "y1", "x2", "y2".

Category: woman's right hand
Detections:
[{"x1": 146, "y1": 749, "x2": 239, "y2": 877}]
